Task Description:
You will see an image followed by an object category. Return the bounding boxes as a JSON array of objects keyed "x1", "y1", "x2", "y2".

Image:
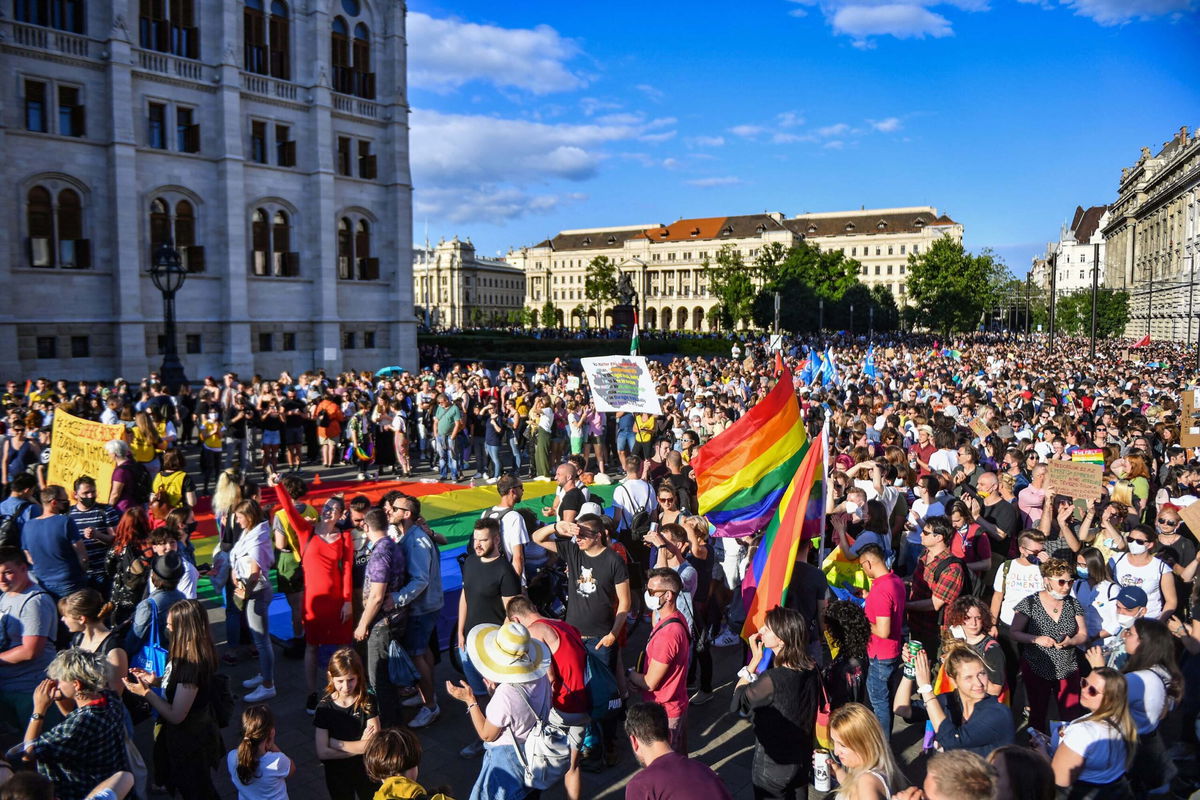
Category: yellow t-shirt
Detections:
[
  {"x1": 273, "y1": 504, "x2": 320, "y2": 556},
  {"x1": 130, "y1": 428, "x2": 157, "y2": 462},
  {"x1": 634, "y1": 414, "x2": 655, "y2": 443},
  {"x1": 200, "y1": 420, "x2": 223, "y2": 451},
  {"x1": 152, "y1": 470, "x2": 188, "y2": 508}
]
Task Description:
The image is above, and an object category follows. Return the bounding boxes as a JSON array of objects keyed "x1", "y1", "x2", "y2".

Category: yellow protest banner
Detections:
[{"x1": 47, "y1": 410, "x2": 127, "y2": 494}]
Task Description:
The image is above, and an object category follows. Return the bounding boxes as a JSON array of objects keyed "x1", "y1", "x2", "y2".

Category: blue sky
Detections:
[{"x1": 407, "y1": 0, "x2": 1199, "y2": 276}]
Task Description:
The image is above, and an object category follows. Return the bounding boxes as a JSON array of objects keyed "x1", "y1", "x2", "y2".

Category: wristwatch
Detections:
[{"x1": 30, "y1": 712, "x2": 44, "y2": 721}]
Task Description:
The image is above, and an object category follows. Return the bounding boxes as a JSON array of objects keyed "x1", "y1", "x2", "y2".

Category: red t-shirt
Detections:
[
  {"x1": 542, "y1": 618, "x2": 589, "y2": 715},
  {"x1": 641, "y1": 611, "x2": 690, "y2": 719},
  {"x1": 864, "y1": 571, "x2": 905, "y2": 660},
  {"x1": 949, "y1": 523, "x2": 992, "y2": 564},
  {"x1": 908, "y1": 442, "x2": 937, "y2": 476}
]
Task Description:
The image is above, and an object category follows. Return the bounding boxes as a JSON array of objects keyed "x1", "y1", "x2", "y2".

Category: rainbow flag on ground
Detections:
[
  {"x1": 741, "y1": 430, "x2": 826, "y2": 639},
  {"x1": 691, "y1": 363, "x2": 808, "y2": 538}
]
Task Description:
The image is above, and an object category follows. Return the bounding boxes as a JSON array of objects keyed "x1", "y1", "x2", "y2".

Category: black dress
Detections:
[
  {"x1": 732, "y1": 665, "x2": 820, "y2": 800},
  {"x1": 314, "y1": 693, "x2": 380, "y2": 800}
]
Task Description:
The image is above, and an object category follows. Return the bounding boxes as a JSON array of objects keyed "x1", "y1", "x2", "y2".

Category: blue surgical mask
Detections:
[{"x1": 1076, "y1": 567, "x2": 1089, "y2": 579}]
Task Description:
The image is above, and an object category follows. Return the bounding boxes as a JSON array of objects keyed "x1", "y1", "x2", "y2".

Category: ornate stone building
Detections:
[
  {"x1": 1042, "y1": 205, "x2": 1109, "y2": 295},
  {"x1": 413, "y1": 237, "x2": 525, "y2": 328},
  {"x1": 0, "y1": 0, "x2": 415, "y2": 380},
  {"x1": 507, "y1": 206, "x2": 962, "y2": 330},
  {"x1": 1103, "y1": 126, "x2": 1200, "y2": 341}
]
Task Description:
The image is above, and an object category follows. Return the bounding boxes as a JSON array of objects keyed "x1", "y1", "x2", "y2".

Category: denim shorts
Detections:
[
  {"x1": 402, "y1": 609, "x2": 439, "y2": 656},
  {"x1": 458, "y1": 645, "x2": 489, "y2": 696},
  {"x1": 616, "y1": 431, "x2": 635, "y2": 452},
  {"x1": 262, "y1": 430, "x2": 281, "y2": 446}
]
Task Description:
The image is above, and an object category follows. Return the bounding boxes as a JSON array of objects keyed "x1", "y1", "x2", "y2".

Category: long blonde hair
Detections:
[
  {"x1": 1069, "y1": 668, "x2": 1138, "y2": 766},
  {"x1": 213, "y1": 469, "x2": 244, "y2": 520},
  {"x1": 830, "y1": 703, "x2": 906, "y2": 798}
]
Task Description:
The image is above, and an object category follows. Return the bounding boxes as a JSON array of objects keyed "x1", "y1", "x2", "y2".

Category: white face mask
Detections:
[
  {"x1": 844, "y1": 501, "x2": 860, "y2": 516},
  {"x1": 643, "y1": 591, "x2": 661, "y2": 612},
  {"x1": 949, "y1": 625, "x2": 966, "y2": 641},
  {"x1": 1127, "y1": 541, "x2": 1149, "y2": 556},
  {"x1": 1113, "y1": 614, "x2": 1136, "y2": 631},
  {"x1": 1049, "y1": 590, "x2": 1069, "y2": 601}
]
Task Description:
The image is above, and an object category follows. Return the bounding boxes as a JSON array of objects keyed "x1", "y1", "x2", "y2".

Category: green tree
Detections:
[
  {"x1": 539, "y1": 300, "x2": 558, "y2": 328},
  {"x1": 704, "y1": 245, "x2": 756, "y2": 329},
  {"x1": 584, "y1": 256, "x2": 621, "y2": 306},
  {"x1": 522, "y1": 307, "x2": 538, "y2": 328},
  {"x1": 1053, "y1": 289, "x2": 1130, "y2": 338},
  {"x1": 906, "y1": 238, "x2": 1011, "y2": 335}
]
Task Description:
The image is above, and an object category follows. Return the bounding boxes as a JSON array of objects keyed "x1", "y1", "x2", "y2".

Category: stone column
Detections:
[{"x1": 306, "y1": 6, "x2": 342, "y2": 374}]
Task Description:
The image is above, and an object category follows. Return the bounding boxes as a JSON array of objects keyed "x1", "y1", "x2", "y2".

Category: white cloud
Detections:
[
  {"x1": 729, "y1": 124, "x2": 765, "y2": 138},
  {"x1": 777, "y1": 111, "x2": 806, "y2": 128},
  {"x1": 831, "y1": 4, "x2": 954, "y2": 39},
  {"x1": 635, "y1": 84, "x2": 665, "y2": 101},
  {"x1": 415, "y1": 187, "x2": 586, "y2": 225},
  {"x1": 686, "y1": 135, "x2": 726, "y2": 147},
  {"x1": 1065, "y1": 0, "x2": 1197, "y2": 24},
  {"x1": 686, "y1": 177, "x2": 744, "y2": 187},
  {"x1": 817, "y1": 122, "x2": 852, "y2": 137},
  {"x1": 772, "y1": 132, "x2": 806, "y2": 144},
  {"x1": 580, "y1": 97, "x2": 623, "y2": 116},
  {"x1": 823, "y1": 140, "x2": 846, "y2": 149},
  {"x1": 639, "y1": 131, "x2": 678, "y2": 143},
  {"x1": 870, "y1": 116, "x2": 903, "y2": 132},
  {"x1": 408, "y1": 13, "x2": 585, "y2": 94}
]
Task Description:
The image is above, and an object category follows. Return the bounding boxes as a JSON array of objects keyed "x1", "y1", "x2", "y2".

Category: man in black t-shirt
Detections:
[
  {"x1": 546, "y1": 462, "x2": 587, "y2": 523},
  {"x1": 967, "y1": 472, "x2": 1020, "y2": 563},
  {"x1": 532, "y1": 514, "x2": 630, "y2": 663},
  {"x1": 281, "y1": 389, "x2": 307, "y2": 470}
]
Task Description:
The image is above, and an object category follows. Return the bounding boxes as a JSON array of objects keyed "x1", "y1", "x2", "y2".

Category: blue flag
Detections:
[
  {"x1": 798, "y1": 346, "x2": 815, "y2": 384},
  {"x1": 863, "y1": 345, "x2": 877, "y2": 381}
]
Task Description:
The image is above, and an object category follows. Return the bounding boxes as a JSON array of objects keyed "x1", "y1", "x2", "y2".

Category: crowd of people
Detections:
[{"x1": 1, "y1": 331, "x2": 1200, "y2": 800}]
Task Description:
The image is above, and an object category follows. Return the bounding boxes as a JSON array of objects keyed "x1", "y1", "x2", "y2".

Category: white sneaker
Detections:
[
  {"x1": 459, "y1": 739, "x2": 485, "y2": 759},
  {"x1": 242, "y1": 674, "x2": 264, "y2": 689},
  {"x1": 689, "y1": 690, "x2": 714, "y2": 706},
  {"x1": 244, "y1": 684, "x2": 277, "y2": 702},
  {"x1": 408, "y1": 704, "x2": 441, "y2": 728},
  {"x1": 401, "y1": 692, "x2": 426, "y2": 708},
  {"x1": 713, "y1": 628, "x2": 742, "y2": 648}
]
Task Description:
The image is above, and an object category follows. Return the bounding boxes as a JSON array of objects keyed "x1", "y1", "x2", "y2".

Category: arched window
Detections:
[
  {"x1": 336, "y1": 214, "x2": 378, "y2": 280},
  {"x1": 354, "y1": 220, "x2": 377, "y2": 279},
  {"x1": 272, "y1": 211, "x2": 294, "y2": 275},
  {"x1": 26, "y1": 183, "x2": 90, "y2": 268},
  {"x1": 149, "y1": 195, "x2": 204, "y2": 272},
  {"x1": 331, "y1": 16, "x2": 352, "y2": 94},
  {"x1": 252, "y1": 209, "x2": 269, "y2": 275},
  {"x1": 140, "y1": 0, "x2": 199, "y2": 59},
  {"x1": 249, "y1": 204, "x2": 297, "y2": 277}
]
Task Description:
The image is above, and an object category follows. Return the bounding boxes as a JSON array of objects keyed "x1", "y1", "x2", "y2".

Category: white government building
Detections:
[
  {"x1": 505, "y1": 206, "x2": 962, "y2": 330},
  {"x1": 0, "y1": 0, "x2": 416, "y2": 381}
]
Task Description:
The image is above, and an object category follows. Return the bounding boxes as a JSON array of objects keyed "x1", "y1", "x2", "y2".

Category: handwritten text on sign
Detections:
[
  {"x1": 1048, "y1": 459, "x2": 1104, "y2": 502},
  {"x1": 47, "y1": 410, "x2": 127, "y2": 495}
]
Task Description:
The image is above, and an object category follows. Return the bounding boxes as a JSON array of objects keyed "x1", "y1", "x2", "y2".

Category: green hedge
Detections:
[{"x1": 418, "y1": 334, "x2": 734, "y2": 361}]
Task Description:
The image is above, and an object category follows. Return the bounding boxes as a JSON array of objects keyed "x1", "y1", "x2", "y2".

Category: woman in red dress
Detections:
[{"x1": 270, "y1": 474, "x2": 354, "y2": 713}]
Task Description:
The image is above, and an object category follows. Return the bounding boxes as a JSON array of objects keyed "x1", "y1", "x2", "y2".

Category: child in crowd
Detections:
[
  {"x1": 227, "y1": 704, "x2": 294, "y2": 800},
  {"x1": 313, "y1": 647, "x2": 381, "y2": 800}
]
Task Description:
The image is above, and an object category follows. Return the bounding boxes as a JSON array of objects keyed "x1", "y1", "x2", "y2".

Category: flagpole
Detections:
[{"x1": 817, "y1": 417, "x2": 831, "y2": 567}]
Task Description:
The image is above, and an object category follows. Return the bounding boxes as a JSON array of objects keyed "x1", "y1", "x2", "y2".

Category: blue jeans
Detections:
[
  {"x1": 485, "y1": 444, "x2": 503, "y2": 478},
  {"x1": 223, "y1": 579, "x2": 250, "y2": 649},
  {"x1": 436, "y1": 434, "x2": 459, "y2": 478},
  {"x1": 457, "y1": 645, "x2": 489, "y2": 697},
  {"x1": 582, "y1": 636, "x2": 617, "y2": 753},
  {"x1": 469, "y1": 743, "x2": 531, "y2": 800},
  {"x1": 868, "y1": 656, "x2": 900, "y2": 736},
  {"x1": 508, "y1": 437, "x2": 523, "y2": 475},
  {"x1": 245, "y1": 587, "x2": 275, "y2": 684}
]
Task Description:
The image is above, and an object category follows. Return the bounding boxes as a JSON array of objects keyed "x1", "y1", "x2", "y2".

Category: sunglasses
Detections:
[
  {"x1": 1127, "y1": 538, "x2": 1150, "y2": 545},
  {"x1": 1156, "y1": 518, "x2": 1179, "y2": 526},
  {"x1": 658, "y1": 497, "x2": 674, "y2": 503},
  {"x1": 1048, "y1": 578, "x2": 1072, "y2": 586},
  {"x1": 1081, "y1": 682, "x2": 1101, "y2": 697}
]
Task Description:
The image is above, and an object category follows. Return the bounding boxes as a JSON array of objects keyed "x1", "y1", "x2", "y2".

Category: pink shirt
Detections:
[
  {"x1": 642, "y1": 611, "x2": 690, "y2": 719},
  {"x1": 864, "y1": 572, "x2": 906, "y2": 660}
]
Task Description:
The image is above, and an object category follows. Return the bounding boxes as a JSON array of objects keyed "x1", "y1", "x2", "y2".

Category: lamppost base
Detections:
[{"x1": 160, "y1": 356, "x2": 189, "y2": 393}]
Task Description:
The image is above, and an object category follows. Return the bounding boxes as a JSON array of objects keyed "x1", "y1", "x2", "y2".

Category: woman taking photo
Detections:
[
  {"x1": 1032, "y1": 667, "x2": 1136, "y2": 799},
  {"x1": 530, "y1": 396, "x2": 553, "y2": 479},
  {"x1": 895, "y1": 646, "x2": 1015, "y2": 756},
  {"x1": 731, "y1": 606, "x2": 820, "y2": 800},
  {"x1": 827, "y1": 702, "x2": 907, "y2": 800},
  {"x1": 1009, "y1": 557, "x2": 1088, "y2": 733},
  {"x1": 123, "y1": 599, "x2": 224, "y2": 800},
  {"x1": 230, "y1": 498, "x2": 276, "y2": 702}
]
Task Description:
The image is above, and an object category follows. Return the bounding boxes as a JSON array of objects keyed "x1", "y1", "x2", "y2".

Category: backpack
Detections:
[
  {"x1": 584, "y1": 649, "x2": 620, "y2": 720},
  {"x1": 0, "y1": 500, "x2": 33, "y2": 549},
  {"x1": 127, "y1": 462, "x2": 153, "y2": 505},
  {"x1": 316, "y1": 408, "x2": 331, "y2": 427},
  {"x1": 210, "y1": 672, "x2": 236, "y2": 727},
  {"x1": 617, "y1": 484, "x2": 653, "y2": 540},
  {"x1": 511, "y1": 686, "x2": 571, "y2": 790}
]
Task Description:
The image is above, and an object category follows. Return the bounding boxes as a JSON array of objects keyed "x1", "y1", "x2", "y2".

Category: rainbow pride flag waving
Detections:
[
  {"x1": 691, "y1": 362, "x2": 808, "y2": 539},
  {"x1": 741, "y1": 430, "x2": 826, "y2": 639}
]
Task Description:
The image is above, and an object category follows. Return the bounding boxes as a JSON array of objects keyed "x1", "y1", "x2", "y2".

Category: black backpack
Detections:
[
  {"x1": 617, "y1": 484, "x2": 653, "y2": 540},
  {"x1": 127, "y1": 462, "x2": 153, "y2": 505},
  {"x1": 931, "y1": 553, "x2": 982, "y2": 623},
  {"x1": 316, "y1": 409, "x2": 331, "y2": 427},
  {"x1": 0, "y1": 500, "x2": 33, "y2": 549}
]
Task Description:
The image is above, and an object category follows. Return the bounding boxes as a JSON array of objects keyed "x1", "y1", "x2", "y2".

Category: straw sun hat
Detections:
[{"x1": 465, "y1": 622, "x2": 551, "y2": 685}]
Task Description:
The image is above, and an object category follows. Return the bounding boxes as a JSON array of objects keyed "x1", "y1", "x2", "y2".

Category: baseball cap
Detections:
[{"x1": 1115, "y1": 585, "x2": 1147, "y2": 610}]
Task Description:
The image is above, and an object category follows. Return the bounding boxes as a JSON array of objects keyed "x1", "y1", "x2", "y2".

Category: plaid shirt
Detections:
[
  {"x1": 908, "y1": 548, "x2": 965, "y2": 643},
  {"x1": 31, "y1": 693, "x2": 129, "y2": 800}
]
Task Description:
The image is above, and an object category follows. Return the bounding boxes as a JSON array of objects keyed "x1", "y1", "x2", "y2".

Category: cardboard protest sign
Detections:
[
  {"x1": 968, "y1": 417, "x2": 991, "y2": 440},
  {"x1": 47, "y1": 410, "x2": 127, "y2": 495},
  {"x1": 1178, "y1": 502, "x2": 1200, "y2": 539},
  {"x1": 580, "y1": 356, "x2": 662, "y2": 414},
  {"x1": 1048, "y1": 459, "x2": 1104, "y2": 501}
]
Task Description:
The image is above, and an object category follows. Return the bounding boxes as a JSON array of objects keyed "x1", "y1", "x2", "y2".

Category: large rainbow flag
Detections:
[
  {"x1": 691, "y1": 363, "x2": 808, "y2": 538},
  {"x1": 741, "y1": 431, "x2": 826, "y2": 638}
]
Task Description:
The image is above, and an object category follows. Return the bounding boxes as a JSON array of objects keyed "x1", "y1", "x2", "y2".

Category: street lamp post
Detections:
[
  {"x1": 1089, "y1": 242, "x2": 1100, "y2": 360},
  {"x1": 849, "y1": 303, "x2": 854, "y2": 337},
  {"x1": 149, "y1": 241, "x2": 189, "y2": 393},
  {"x1": 869, "y1": 306, "x2": 874, "y2": 342}
]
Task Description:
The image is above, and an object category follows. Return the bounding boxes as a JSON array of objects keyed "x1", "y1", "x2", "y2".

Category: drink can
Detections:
[{"x1": 813, "y1": 748, "x2": 831, "y2": 792}]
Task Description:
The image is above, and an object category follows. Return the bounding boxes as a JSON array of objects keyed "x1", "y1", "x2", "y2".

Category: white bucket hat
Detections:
[{"x1": 465, "y1": 622, "x2": 551, "y2": 685}]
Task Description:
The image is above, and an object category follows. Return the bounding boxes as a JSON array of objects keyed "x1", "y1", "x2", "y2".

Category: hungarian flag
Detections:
[
  {"x1": 630, "y1": 320, "x2": 640, "y2": 356},
  {"x1": 1132, "y1": 334, "x2": 1151, "y2": 349}
]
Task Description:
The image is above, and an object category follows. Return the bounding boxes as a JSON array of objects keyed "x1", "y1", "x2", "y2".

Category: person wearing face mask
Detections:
[
  {"x1": 1008, "y1": 558, "x2": 1089, "y2": 734},
  {"x1": 1108, "y1": 525, "x2": 1175, "y2": 621},
  {"x1": 940, "y1": 596, "x2": 1006, "y2": 698},
  {"x1": 988, "y1": 528, "x2": 1048, "y2": 684},
  {"x1": 1091, "y1": 585, "x2": 1147, "y2": 669},
  {"x1": 197, "y1": 408, "x2": 224, "y2": 495},
  {"x1": 67, "y1": 475, "x2": 119, "y2": 594},
  {"x1": 629, "y1": 568, "x2": 692, "y2": 755}
]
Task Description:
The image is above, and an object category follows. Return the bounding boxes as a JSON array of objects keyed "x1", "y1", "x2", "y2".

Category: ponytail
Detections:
[{"x1": 236, "y1": 704, "x2": 275, "y2": 785}]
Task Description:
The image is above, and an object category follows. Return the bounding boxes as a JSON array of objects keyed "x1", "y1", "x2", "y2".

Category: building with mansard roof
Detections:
[
  {"x1": 413, "y1": 236, "x2": 526, "y2": 328},
  {"x1": 0, "y1": 0, "x2": 415, "y2": 380}
]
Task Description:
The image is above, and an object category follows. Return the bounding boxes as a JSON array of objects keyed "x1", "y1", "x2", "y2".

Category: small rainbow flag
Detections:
[
  {"x1": 741, "y1": 430, "x2": 826, "y2": 639},
  {"x1": 692, "y1": 360, "x2": 807, "y2": 539},
  {"x1": 1072, "y1": 449, "x2": 1105, "y2": 464}
]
